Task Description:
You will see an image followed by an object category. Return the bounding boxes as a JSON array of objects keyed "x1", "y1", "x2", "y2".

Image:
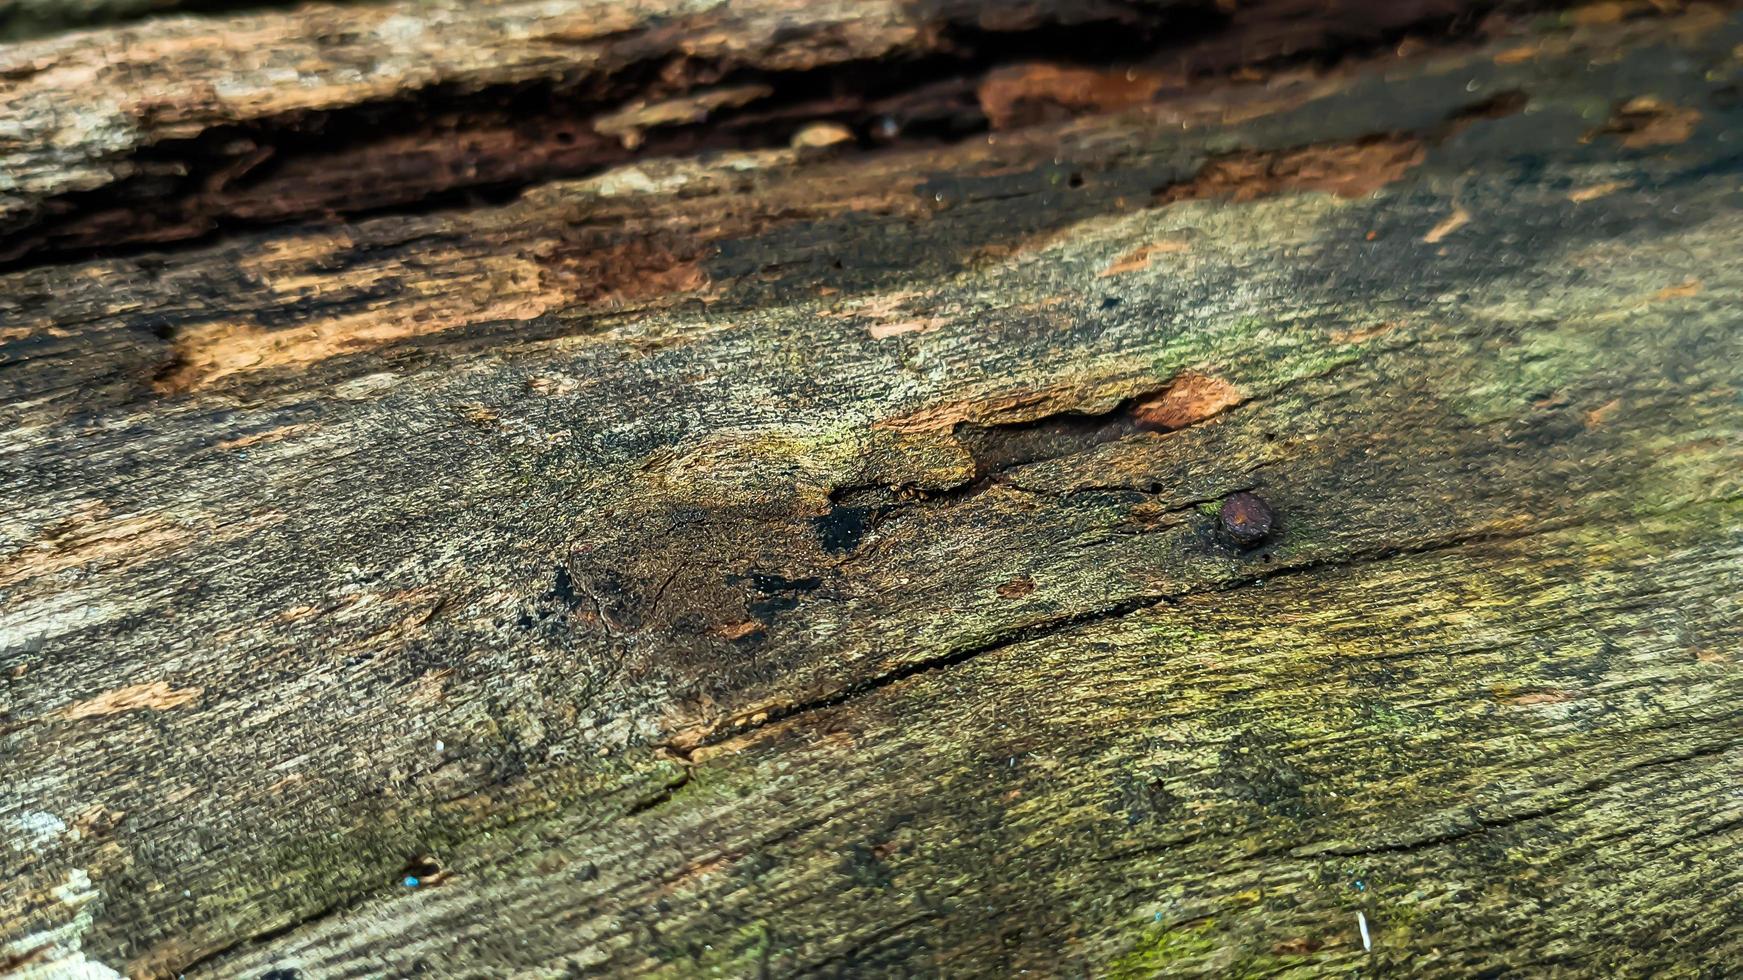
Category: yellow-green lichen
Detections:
[{"x1": 1105, "y1": 918, "x2": 1221, "y2": 978}]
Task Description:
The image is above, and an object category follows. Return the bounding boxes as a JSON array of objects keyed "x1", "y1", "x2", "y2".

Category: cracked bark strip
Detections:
[
  {"x1": 0, "y1": 0, "x2": 1558, "y2": 267},
  {"x1": 0, "y1": 20, "x2": 1557, "y2": 407}
]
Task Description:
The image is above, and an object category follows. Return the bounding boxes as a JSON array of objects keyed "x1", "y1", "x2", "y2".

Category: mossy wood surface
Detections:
[{"x1": 3, "y1": 1, "x2": 1742, "y2": 977}]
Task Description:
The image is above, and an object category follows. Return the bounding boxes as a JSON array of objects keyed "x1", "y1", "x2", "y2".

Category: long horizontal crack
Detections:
[
  {"x1": 666, "y1": 591, "x2": 1169, "y2": 760},
  {"x1": 673, "y1": 494, "x2": 1743, "y2": 756}
]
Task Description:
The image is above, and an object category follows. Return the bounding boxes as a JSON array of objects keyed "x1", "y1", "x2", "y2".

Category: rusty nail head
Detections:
[{"x1": 1219, "y1": 491, "x2": 1274, "y2": 547}]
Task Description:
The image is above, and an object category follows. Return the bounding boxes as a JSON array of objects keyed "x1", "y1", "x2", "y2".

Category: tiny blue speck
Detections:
[
  {"x1": 1153, "y1": 911, "x2": 1163, "y2": 922},
  {"x1": 403, "y1": 876, "x2": 420, "y2": 888},
  {"x1": 1354, "y1": 880, "x2": 1366, "y2": 891}
]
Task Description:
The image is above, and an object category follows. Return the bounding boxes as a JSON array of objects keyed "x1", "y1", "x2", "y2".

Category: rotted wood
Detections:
[{"x1": 3, "y1": 0, "x2": 1742, "y2": 977}]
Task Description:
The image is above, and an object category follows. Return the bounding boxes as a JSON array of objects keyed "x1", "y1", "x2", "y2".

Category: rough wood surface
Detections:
[{"x1": 4, "y1": 1, "x2": 1742, "y2": 977}]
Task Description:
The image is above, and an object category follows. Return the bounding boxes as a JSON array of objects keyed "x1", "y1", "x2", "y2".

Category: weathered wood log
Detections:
[{"x1": 3, "y1": 0, "x2": 1742, "y2": 977}]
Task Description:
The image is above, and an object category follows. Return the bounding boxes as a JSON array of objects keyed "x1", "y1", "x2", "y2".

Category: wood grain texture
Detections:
[
  {"x1": 0, "y1": 1, "x2": 383, "y2": 42},
  {"x1": 0, "y1": 0, "x2": 1539, "y2": 266},
  {"x1": 3, "y1": 1, "x2": 1742, "y2": 977}
]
